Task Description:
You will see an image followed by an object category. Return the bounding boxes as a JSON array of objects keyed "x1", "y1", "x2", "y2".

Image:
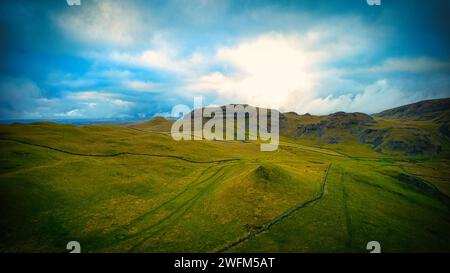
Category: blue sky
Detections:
[{"x1": 0, "y1": 0, "x2": 449, "y2": 120}]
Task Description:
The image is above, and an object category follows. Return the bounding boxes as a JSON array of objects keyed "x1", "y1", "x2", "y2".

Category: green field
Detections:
[{"x1": 1, "y1": 106, "x2": 449, "y2": 253}]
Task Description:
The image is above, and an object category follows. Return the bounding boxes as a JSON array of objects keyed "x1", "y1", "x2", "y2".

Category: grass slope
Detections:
[{"x1": 0, "y1": 116, "x2": 449, "y2": 252}]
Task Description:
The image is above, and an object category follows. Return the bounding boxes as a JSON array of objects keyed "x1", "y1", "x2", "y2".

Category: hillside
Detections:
[
  {"x1": 375, "y1": 98, "x2": 450, "y2": 123},
  {"x1": 277, "y1": 98, "x2": 450, "y2": 157},
  {"x1": 0, "y1": 98, "x2": 449, "y2": 253},
  {"x1": 155, "y1": 98, "x2": 450, "y2": 157}
]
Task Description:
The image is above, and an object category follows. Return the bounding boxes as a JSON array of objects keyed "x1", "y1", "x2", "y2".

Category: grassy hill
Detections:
[
  {"x1": 375, "y1": 98, "x2": 450, "y2": 123},
  {"x1": 0, "y1": 98, "x2": 449, "y2": 253},
  {"x1": 282, "y1": 100, "x2": 450, "y2": 157}
]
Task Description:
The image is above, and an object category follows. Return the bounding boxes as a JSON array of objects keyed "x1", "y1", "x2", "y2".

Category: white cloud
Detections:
[
  {"x1": 55, "y1": 109, "x2": 82, "y2": 118},
  {"x1": 185, "y1": 31, "x2": 369, "y2": 111},
  {"x1": 187, "y1": 34, "x2": 314, "y2": 107},
  {"x1": 68, "y1": 91, "x2": 115, "y2": 101},
  {"x1": 48, "y1": 3, "x2": 449, "y2": 117},
  {"x1": 152, "y1": 111, "x2": 172, "y2": 118},
  {"x1": 109, "y1": 47, "x2": 209, "y2": 75},
  {"x1": 83, "y1": 102, "x2": 97, "y2": 108},
  {"x1": 348, "y1": 80, "x2": 409, "y2": 113},
  {"x1": 296, "y1": 80, "x2": 432, "y2": 115},
  {"x1": 68, "y1": 91, "x2": 133, "y2": 107},
  {"x1": 55, "y1": 1, "x2": 144, "y2": 46},
  {"x1": 122, "y1": 80, "x2": 160, "y2": 92},
  {"x1": 78, "y1": 14, "x2": 420, "y2": 116},
  {"x1": 182, "y1": 27, "x2": 448, "y2": 115}
]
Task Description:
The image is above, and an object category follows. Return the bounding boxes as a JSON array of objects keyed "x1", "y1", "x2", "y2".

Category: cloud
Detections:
[
  {"x1": 183, "y1": 27, "x2": 449, "y2": 115},
  {"x1": 354, "y1": 57, "x2": 450, "y2": 74},
  {"x1": 94, "y1": 69, "x2": 133, "y2": 79},
  {"x1": 55, "y1": 109, "x2": 82, "y2": 118},
  {"x1": 295, "y1": 79, "x2": 444, "y2": 115},
  {"x1": 108, "y1": 47, "x2": 209, "y2": 75},
  {"x1": 51, "y1": 4, "x2": 448, "y2": 117},
  {"x1": 47, "y1": 72, "x2": 97, "y2": 88},
  {"x1": 55, "y1": 0, "x2": 144, "y2": 47},
  {"x1": 2, "y1": 1, "x2": 449, "y2": 120},
  {"x1": 185, "y1": 29, "x2": 376, "y2": 112},
  {"x1": 151, "y1": 111, "x2": 172, "y2": 118},
  {"x1": 49, "y1": 90, "x2": 135, "y2": 119},
  {"x1": 68, "y1": 91, "x2": 133, "y2": 107},
  {"x1": 0, "y1": 77, "x2": 42, "y2": 119},
  {"x1": 0, "y1": 77, "x2": 140, "y2": 120},
  {"x1": 121, "y1": 80, "x2": 160, "y2": 92},
  {"x1": 349, "y1": 80, "x2": 410, "y2": 113},
  {"x1": 186, "y1": 34, "x2": 320, "y2": 108},
  {"x1": 46, "y1": 69, "x2": 163, "y2": 95},
  {"x1": 302, "y1": 80, "x2": 410, "y2": 114}
]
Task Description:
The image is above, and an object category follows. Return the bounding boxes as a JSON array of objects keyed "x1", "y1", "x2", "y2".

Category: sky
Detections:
[{"x1": 0, "y1": 0, "x2": 449, "y2": 121}]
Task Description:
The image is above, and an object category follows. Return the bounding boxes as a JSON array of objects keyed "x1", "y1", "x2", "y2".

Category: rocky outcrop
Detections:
[
  {"x1": 295, "y1": 112, "x2": 376, "y2": 140},
  {"x1": 295, "y1": 123, "x2": 324, "y2": 139},
  {"x1": 359, "y1": 128, "x2": 442, "y2": 156},
  {"x1": 359, "y1": 129, "x2": 387, "y2": 153}
]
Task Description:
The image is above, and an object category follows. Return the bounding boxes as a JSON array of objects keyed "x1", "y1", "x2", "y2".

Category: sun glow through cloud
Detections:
[{"x1": 0, "y1": 0, "x2": 449, "y2": 120}]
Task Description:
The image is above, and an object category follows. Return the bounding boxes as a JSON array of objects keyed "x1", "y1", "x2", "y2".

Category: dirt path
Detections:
[
  {"x1": 215, "y1": 163, "x2": 332, "y2": 253},
  {"x1": 0, "y1": 138, "x2": 239, "y2": 164}
]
